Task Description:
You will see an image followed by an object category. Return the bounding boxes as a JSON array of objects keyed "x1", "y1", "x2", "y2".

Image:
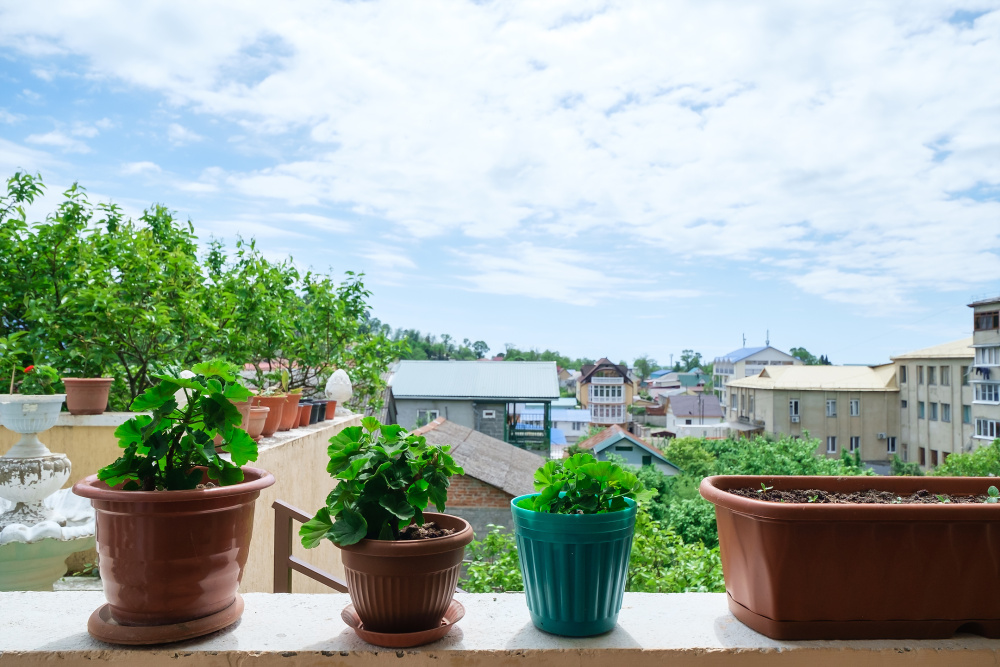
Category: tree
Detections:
[
  {"x1": 633, "y1": 355, "x2": 656, "y2": 384},
  {"x1": 790, "y1": 347, "x2": 832, "y2": 365},
  {"x1": 932, "y1": 440, "x2": 1000, "y2": 476},
  {"x1": 677, "y1": 349, "x2": 703, "y2": 372},
  {"x1": 472, "y1": 340, "x2": 490, "y2": 359}
]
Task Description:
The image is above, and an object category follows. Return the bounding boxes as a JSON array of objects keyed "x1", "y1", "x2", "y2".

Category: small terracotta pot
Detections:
[
  {"x1": 324, "y1": 400, "x2": 338, "y2": 420},
  {"x1": 62, "y1": 378, "x2": 113, "y2": 415},
  {"x1": 73, "y1": 467, "x2": 275, "y2": 627},
  {"x1": 247, "y1": 407, "x2": 269, "y2": 443},
  {"x1": 254, "y1": 395, "x2": 285, "y2": 437},
  {"x1": 339, "y1": 512, "x2": 473, "y2": 633},
  {"x1": 279, "y1": 393, "x2": 301, "y2": 431},
  {"x1": 298, "y1": 403, "x2": 312, "y2": 427}
]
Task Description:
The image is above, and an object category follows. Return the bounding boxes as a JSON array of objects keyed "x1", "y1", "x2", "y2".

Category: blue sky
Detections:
[{"x1": 1, "y1": 1, "x2": 999, "y2": 366}]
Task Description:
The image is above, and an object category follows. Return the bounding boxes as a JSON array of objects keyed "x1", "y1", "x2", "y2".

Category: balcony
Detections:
[
  {"x1": 589, "y1": 395, "x2": 624, "y2": 404},
  {"x1": 591, "y1": 376, "x2": 624, "y2": 385},
  {"x1": 592, "y1": 413, "x2": 631, "y2": 425}
]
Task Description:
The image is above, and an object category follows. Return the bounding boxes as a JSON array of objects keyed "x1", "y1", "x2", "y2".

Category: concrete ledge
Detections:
[
  {"x1": 3, "y1": 592, "x2": 1000, "y2": 666},
  {"x1": 54, "y1": 412, "x2": 147, "y2": 428}
]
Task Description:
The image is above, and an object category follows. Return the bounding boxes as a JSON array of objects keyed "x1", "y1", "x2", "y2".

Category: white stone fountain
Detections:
[{"x1": 0, "y1": 394, "x2": 96, "y2": 591}]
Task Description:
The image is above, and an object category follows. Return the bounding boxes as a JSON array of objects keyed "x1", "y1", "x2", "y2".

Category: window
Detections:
[
  {"x1": 731, "y1": 394, "x2": 737, "y2": 409},
  {"x1": 930, "y1": 402, "x2": 938, "y2": 421},
  {"x1": 931, "y1": 450, "x2": 939, "y2": 466},
  {"x1": 826, "y1": 399, "x2": 837, "y2": 417},
  {"x1": 942, "y1": 403, "x2": 951, "y2": 423},
  {"x1": 963, "y1": 404, "x2": 972, "y2": 424},
  {"x1": 901, "y1": 399, "x2": 908, "y2": 409},
  {"x1": 902, "y1": 442, "x2": 908, "y2": 460},
  {"x1": 572, "y1": 421, "x2": 583, "y2": 430},
  {"x1": 941, "y1": 366, "x2": 950, "y2": 386},
  {"x1": 642, "y1": 455, "x2": 652, "y2": 466},
  {"x1": 789, "y1": 399, "x2": 800, "y2": 417},
  {"x1": 887, "y1": 437, "x2": 897, "y2": 454},
  {"x1": 826, "y1": 436, "x2": 837, "y2": 453},
  {"x1": 976, "y1": 419, "x2": 1000, "y2": 440},
  {"x1": 749, "y1": 396, "x2": 754, "y2": 413},
  {"x1": 850, "y1": 399, "x2": 860, "y2": 417},
  {"x1": 685, "y1": 419, "x2": 692, "y2": 425},
  {"x1": 850, "y1": 436, "x2": 860, "y2": 452},
  {"x1": 928, "y1": 366, "x2": 936, "y2": 385},
  {"x1": 975, "y1": 383, "x2": 1000, "y2": 403},
  {"x1": 417, "y1": 409, "x2": 439, "y2": 424},
  {"x1": 976, "y1": 347, "x2": 1000, "y2": 366},
  {"x1": 615, "y1": 445, "x2": 633, "y2": 451},
  {"x1": 900, "y1": 365, "x2": 907, "y2": 383},
  {"x1": 482, "y1": 410, "x2": 496, "y2": 419},
  {"x1": 918, "y1": 365, "x2": 924, "y2": 384},
  {"x1": 918, "y1": 401, "x2": 925, "y2": 419},
  {"x1": 962, "y1": 366, "x2": 970, "y2": 385},
  {"x1": 919, "y1": 447, "x2": 926, "y2": 466},
  {"x1": 975, "y1": 310, "x2": 1000, "y2": 331}
]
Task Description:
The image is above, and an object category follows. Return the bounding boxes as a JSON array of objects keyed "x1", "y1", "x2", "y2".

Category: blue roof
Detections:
[
  {"x1": 715, "y1": 346, "x2": 768, "y2": 363},
  {"x1": 550, "y1": 428, "x2": 567, "y2": 445},
  {"x1": 551, "y1": 409, "x2": 590, "y2": 422},
  {"x1": 650, "y1": 369, "x2": 671, "y2": 378}
]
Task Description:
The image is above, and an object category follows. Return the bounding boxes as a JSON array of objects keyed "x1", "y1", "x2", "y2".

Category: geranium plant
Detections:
[
  {"x1": 516, "y1": 452, "x2": 656, "y2": 514},
  {"x1": 97, "y1": 360, "x2": 258, "y2": 491},
  {"x1": 19, "y1": 364, "x2": 60, "y2": 395},
  {"x1": 300, "y1": 416, "x2": 463, "y2": 548},
  {"x1": 0, "y1": 331, "x2": 27, "y2": 393}
]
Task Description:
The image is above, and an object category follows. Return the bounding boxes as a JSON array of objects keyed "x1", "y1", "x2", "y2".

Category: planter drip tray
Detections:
[
  {"x1": 87, "y1": 594, "x2": 244, "y2": 645},
  {"x1": 727, "y1": 593, "x2": 1000, "y2": 641},
  {"x1": 341, "y1": 600, "x2": 465, "y2": 648}
]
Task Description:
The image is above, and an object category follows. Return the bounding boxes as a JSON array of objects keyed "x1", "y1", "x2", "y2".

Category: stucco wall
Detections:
[
  {"x1": 473, "y1": 401, "x2": 506, "y2": 440},
  {"x1": 394, "y1": 399, "x2": 475, "y2": 430}
]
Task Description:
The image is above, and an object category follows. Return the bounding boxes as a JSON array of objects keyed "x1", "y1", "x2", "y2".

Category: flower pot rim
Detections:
[
  {"x1": 701, "y1": 474, "x2": 1000, "y2": 521},
  {"x1": 61, "y1": 377, "x2": 114, "y2": 382},
  {"x1": 511, "y1": 493, "x2": 637, "y2": 519},
  {"x1": 72, "y1": 466, "x2": 275, "y2": 502},
  {"x1": 0, "y1": 393, "x2": 66, "y2": 404},
  {"x1": 336, "y1": 511, "x2": 473, "y2": 556}
]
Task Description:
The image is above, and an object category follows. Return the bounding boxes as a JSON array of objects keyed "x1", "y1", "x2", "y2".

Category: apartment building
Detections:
[
  {"x1": 726, "y1": 365, "x2": 899, "y2": 463},
  {"x1": 892, "y1": 338, "x2": 974, "y2": 469},
  {"x1": 577, "y1": 358, "x2": 636, "y2": 427},
  {"x1": 970, "y1": 296, "x2": 1000, "y2": 445},
  {"x1": 713, "y1": 346, "x2": 801, "y2": 420}
]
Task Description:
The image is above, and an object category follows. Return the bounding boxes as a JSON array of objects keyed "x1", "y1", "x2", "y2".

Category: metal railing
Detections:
[
  {"x1": 590, "y1": 376, "x2": 624, "y2": 384},
  {"x1": 272, "y1": 499, "x2": 348, "y2": 593}
]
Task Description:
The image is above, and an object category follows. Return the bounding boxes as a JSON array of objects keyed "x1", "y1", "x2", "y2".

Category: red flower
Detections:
[{"x1": 23, "y1": 365, "x2": 34, "y2": 373}]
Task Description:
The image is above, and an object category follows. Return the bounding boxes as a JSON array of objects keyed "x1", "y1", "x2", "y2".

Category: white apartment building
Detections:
[{"x1": 713, "y1": 346, "x2": 801, "y2": 420}]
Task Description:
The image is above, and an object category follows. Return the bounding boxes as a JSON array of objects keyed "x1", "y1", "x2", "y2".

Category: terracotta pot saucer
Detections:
[
  {"x1": 87, "y1": 594, "x2": 244, "y2": 645},
  {"x1": 341, "y1": 600, "x2": 464, "y2": 648}
]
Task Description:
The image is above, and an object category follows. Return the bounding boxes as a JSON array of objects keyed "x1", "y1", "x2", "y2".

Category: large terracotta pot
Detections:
[
  {"x1": 324, "y1": 400, "x2": 338, "y2": 420},
  {"x1": 254, "y1": 395, "x2": 285, "y2": 437},
  {"x1": 247, "y1": 406, "x2": 269, "y2": 443},
  {"x1": 279, "y1": 393, "x2": 301, "y2": 431},
  {"x1": 62, "y1": 378, "x2": 113, "y2": 415},
  {"x1": 73, "y1": 467, "x2": 275, "y2": 626},
  {"x1": 339, "y1": 512, "x2": 473, "y2": 633},
  {"x1": 701, "y1": 475, "x2": 1000, "y2": 640}
]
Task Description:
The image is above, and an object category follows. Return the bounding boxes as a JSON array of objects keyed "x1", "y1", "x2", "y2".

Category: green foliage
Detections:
[
  {"x1": 790, "y1": 347, "x2": 832, "y2": 365},
  {"x1": 706, "y1": 434, "x2": 871, "y2": 476},
  {"x1": 890, "y1": 454, "x2": 924, "y2": 476},
  {"x1": 97, "y1": 360, "x2": 256, "y2": 491},
  {"x1": 626, "y1": 510, "x2": 724, "y2": 592},
  {"x1": 986, "y1": 486, "x2": 999, "y2": 504},
  {"x1": 18, "y1": 365, "x2": 60, "y2": 395},
  {"x1": 300, "y1": 417, "x2": 464, "y2": 547},
  {"x1": 661, "y1": 437, "x2": 716, "y2": 477},
  {"x1": 633, "y1": 355, "x2": 657, "y2": 383},
  {"x1": 389, "y1": 327, "x2": 489, "y2": 361},
  {"x1": 660, "y1": 497, "x2": 719, "y2": 548},
  {"x1": 460, "y1": 525, "x2": 524, "y2": 593},
  {"x1": 500, "y1": 344, "x2": 593, "y2": 370},
  {"x1": 932, "y1": 439, "x2": 1000, "y2": 477},
  {"x1": 516, "y1": 452, "x2": 656, "y2": 514}
]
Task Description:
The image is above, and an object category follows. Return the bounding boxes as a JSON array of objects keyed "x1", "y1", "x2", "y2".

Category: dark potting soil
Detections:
[
  {"x1": 728, "y1": 487, "x2": 995, "y2": 504},
  {"x1": 397, "y1": 522, "x2": 456, "y2": 540}
]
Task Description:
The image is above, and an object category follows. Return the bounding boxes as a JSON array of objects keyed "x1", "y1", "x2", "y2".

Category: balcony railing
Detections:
[
  {"x1": 591, "y1": 376, "x2": 624, "y2": 385},
  {"x1": 591, "y1": 414, "x2": 632, "y2": 425},
  {"x1": 589, "y1": 395, "x2": 624, "y2": 404}
]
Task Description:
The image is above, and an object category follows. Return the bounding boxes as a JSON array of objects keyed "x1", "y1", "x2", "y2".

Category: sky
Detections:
[{"x1": 1, "y1": 1, "x2": 999, "y2": 367}]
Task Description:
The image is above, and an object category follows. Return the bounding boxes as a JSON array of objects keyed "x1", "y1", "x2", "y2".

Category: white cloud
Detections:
[
  {"x1": 363, "y1": 250, "x2": 416, "y2": 270},
  {"x1": 0, "y1": 109, "x2": 19, "y2": 124},
  {"x1": 25, "y1": 130, "x2": 90, "y2": 153},
  {"x1": 121, "y1": 161, "x2": 162, "y2": 175},
  {"x1": 167, "y1": 123, "x2": 203, "y2": 145}
]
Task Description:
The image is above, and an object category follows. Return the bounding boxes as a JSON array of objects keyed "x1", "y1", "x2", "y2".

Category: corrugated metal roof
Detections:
[
  {"x1": 714, "y1": 346, "x2": 768, "y2": 363},
  {"x1": 390, "y1": 360, "x2": 559, "y2": 400}
]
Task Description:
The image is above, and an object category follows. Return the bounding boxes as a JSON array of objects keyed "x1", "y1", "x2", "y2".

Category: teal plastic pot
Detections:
[{"x1": 511, "y1": 494, "x2": 637, "y2": 636}]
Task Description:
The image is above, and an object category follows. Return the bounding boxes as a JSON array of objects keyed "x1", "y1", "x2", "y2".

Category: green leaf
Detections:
[
  {"x1": 206, "y1": 378, "x2": 224, "y2": 395},
  {"x1": 200, "y1": 392, "x2": 241, "y2": 432},
  {"x1": 330, "y1": 508, "x2": 368, "y2": 546},
  {"x1": 113, "y1": 415, "x2": 154, "y2": 447},
  {"x1": 192, "y1": 359, "x2": 237, "y2": 381},
  {"x1": 361, "y1": 416, "x2": 381, "y2": 432},
  {"x1": 405, "y1": 479, "x2": 430, "y2": 510},
  {"x1": 222, "y1": 427, "x2": 258, "y2": 466},
  {"x1": 207, "y1": 458, "x2": 245, "y2": 486},
  {"x1": 336, "y1": 455, "x2": 371, "y2": 481},
  {"x1": 299, "y1": 508, "x2": 335, "y2": 549},
  {"x1": 131, "y1": 380, "x2": 181, "y2": 411},
  {"x1": 224, "y1": 383, "x2": 252, "y2": 401},
  {"x1": 151, "y1": 374, "x2": 204, "y2": 392},
  {"x1": 379, "y1": 494, "x2": 416, "y2": 521}
]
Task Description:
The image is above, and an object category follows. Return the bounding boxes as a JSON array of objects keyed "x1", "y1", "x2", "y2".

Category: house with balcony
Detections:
[
  {"x1": 577, "y1": 358, "x2": 636, "y2": 428},
  {"x1": 970, "y1": 295, "x2": 1000, "y2": 447},
  {"x1": 892, "y1": 338, "x2": 974, "y2": 469},
  {"x1": 713, "y1": 346, "x2": 801, "y2": 420}
]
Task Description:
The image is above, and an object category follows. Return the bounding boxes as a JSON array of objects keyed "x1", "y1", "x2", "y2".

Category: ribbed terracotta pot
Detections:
[
  {"x1": 324, "y1": 400, "x2": 338, "y2": 420},
  {"x1": 701, "y1": 475, "x2": 1000, "y2": 640},
  {"x1": 73, "y1": 467, "x2": 275, "y2": 626},
  {"x1": 339, "y1": 512, "x2": 473, "y2": 633},
  {"x1": 279, "y1": 393, "x2": 301, "y2": 431},
  {"x1": 62, "y1": 378, "x2": 113, "y2": 415},
  {"x1": 254, "y1": 395, "x2": 285, "y2": 437},
  {"x1": 247, "y1": 406, "x2": 269, "y2": 443}
]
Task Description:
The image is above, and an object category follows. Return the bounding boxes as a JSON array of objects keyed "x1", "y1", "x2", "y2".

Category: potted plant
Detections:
[
  {"x1": 72, "y1": 360, "x2": 275, "y2": 644},
  {"x1": 300, "y1": 416, "x2": 472, "y2": 644},
  {"x1": 511, "y1": 452, "x2": 655, "y2": 637},
  {"x1": 700, "y1": 475, "x2": 1000, "y2": 640}
]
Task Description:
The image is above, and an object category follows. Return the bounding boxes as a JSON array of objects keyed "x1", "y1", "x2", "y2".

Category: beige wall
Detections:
[
  {"x1": 895, "y1": 357, "x2": 973, "y2": 470},
  {"x1": 1, "y1": 413, "x2": 361, "y2": 593}
]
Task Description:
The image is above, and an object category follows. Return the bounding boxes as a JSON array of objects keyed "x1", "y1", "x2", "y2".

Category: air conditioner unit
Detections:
[
  {"x1": 877, "y1": 432, "x2": 887, "y2": 440},
  {"x1": 790, "y1": 415, "x2": 800, "y2": 423}
]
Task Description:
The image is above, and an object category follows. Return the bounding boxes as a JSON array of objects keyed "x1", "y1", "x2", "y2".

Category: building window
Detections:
[
  {"x1": 931, "y1": 450, "x2": 939, "y2": 466},
  {"x1": 976, "y1": 347, "x2": 1000, "y2": 366},
  {"x1": 850, "y1": 399, "x2": 860, "y2": 417},
  {"x1": 941, "y1": 366, "x2": 950, "y2": 386},
  {"x1": 615, "y1": 445, "x2": 633, "y2": 451},
  {"x1": 902, "y1": 442, "x2": 908, "y2": 460},
  {"x1": 918, "y1": 401, "x2": 925, "y2": 419},
  {"x1": 975, "y1": 383, "x2": 1000, "y2": 403},
  {"x1": 482, "y1": 410, "x2": 496, "y2": 419},
  {"x1": 900, "y1": 365, "x2": 907, "y2": 383},
  {"x1": 963, "y1": 405, "x2": 972, "y2": 424},
  {"x1": 962, "y1": 366, "x2": 970, "y2": 385},
  {"x1": 901, "y1": 399, "x2": 908, "y2": 409},
  {"x1": 928, "y1": 366, "x2": 936, "y2": 385},
  {"x1": 919, "y1": 447, "x2": 926, "y2": 466},
  {"x1": 417, "y1": 409, "x2": 439, "y2": 424},
  {"x1": 930, "y1": 402, "x2": 938, "y2": 421},
  {"x1": 827, "y1": 436, "x2": 837, "y2": 453},
  {"x1": 572, "y1": 421, "x2": 583, "y2": 430},
  {"x1": 789, "y1": 399, "x2": 799, "y2": 417},
  {"x1": 849, "y1": 436, "x2": 860, "y2": 452},
  {"x1": 826, "y1": 399, "x2": 837, "y2": 417},
  {"x1": 918, "y1": 365, "x2": 924, "y2": 384},
  {"x1": 976, "y1": 418, "x2": 1000, "y2": 440},
  {"x1": 642, "y1": 455, "x2": 652, "y2": 466},
  {"x1": 749, "y1": 396, "x2": 754, "y2": 413},
  {"x1": 942, "y1": 403, "x2": 951, "y2": 422},
  {"x1": 975, "y1": 310, "x2": 1000, "y2": 331},
  {"x1": 887, "y1": 437, "x2": 897, "y2": 454},
  {"x1": 685, "y1": 419, "x2": 692, "y2": 425},
  {"x1": 731, "y1": 394, "x2": 737, "y2": 409}
]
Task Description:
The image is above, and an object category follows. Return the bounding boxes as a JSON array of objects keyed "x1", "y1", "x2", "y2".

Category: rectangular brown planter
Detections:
[{"x1": 700, "y1": 475, "x2": 1000, "y2": 640}]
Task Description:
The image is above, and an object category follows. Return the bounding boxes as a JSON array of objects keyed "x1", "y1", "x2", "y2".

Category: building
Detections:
[
  {"x1": 713, "y1": 346, "x2": 801, "y2": 420},
  {"x1": 413, "y1": 417, "x2": 538, "y2": 537},
  {"x1": 575, "y1": 425, "x2": 681, "y2": 476},
  {"x1": 577, "y1": 358, "x2": 636, "y2": 427},
  {"x1": 970, "y1": 296, "x2": 1000, "y2": 448},
  {"x1": 891, "y1": 338, "x2": 974, "y2": 469},
  {"x1": 665, "y1": 394, "x2": 725, "y2": 438},
  {"x1": 387, "y1": 360, "x2": 559, "y2": 453},
  {"x1": 726, "y1": 365, "x2": 899, "y2": 463}
]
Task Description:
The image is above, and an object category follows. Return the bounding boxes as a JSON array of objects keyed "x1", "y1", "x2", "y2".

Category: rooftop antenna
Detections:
[
  {"x1": 742, "y1": 333, "x2": 746, "y2": 348},
  {"x1": 766, "y1": 330, "x2": 770, "y2": 346}
]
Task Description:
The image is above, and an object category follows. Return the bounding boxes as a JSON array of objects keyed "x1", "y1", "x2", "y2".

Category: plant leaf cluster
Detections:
[
  {"x1": 300, "y1": 417, "x2": 463, "y2": 548},
  {"x1": 97, "y1": 360, "x2": 257, "y2": 491},
  {"x1": 516, "y1": 452, "x2": 655, "y2": 514}
]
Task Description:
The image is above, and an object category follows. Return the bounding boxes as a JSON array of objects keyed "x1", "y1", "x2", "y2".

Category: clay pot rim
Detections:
[
  {"x1": 61, "y1": 377, "x2": 114, "y2": 383},
  {"x1": 701, "y1": 475, "x2": 1000, "y2": 521},
  {"x1": 72, "y1": 466, "x2": 275, "y2": 502},
  {"x1": 249, "y1": 406, "x2": 270, "y2": 413},
  {"x1": 337, "y1": 511, "x2": 473, "y2": 556}
]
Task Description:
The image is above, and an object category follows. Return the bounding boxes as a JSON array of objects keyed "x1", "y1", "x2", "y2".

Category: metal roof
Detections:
[
  {"x1": 890, "y1": 337, "x2": 973, "y2": 360},
  {"x1": 727, "y1": 364, "x2": 898, "y2": 391},
  {"x1": 390, "y1": 360, "x2": 559, "y2": 400},
  {"x1": 714, "y1": 346, "x2": 768, "y2": 363}
]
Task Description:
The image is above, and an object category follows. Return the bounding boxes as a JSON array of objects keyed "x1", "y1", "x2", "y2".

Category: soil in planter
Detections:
[
  {"x1": 728, "y1": 487, "x2": 996, "y2": 504},
  {"x1": 397, "y1": 522, "x2": 457, "y2": 540}
]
